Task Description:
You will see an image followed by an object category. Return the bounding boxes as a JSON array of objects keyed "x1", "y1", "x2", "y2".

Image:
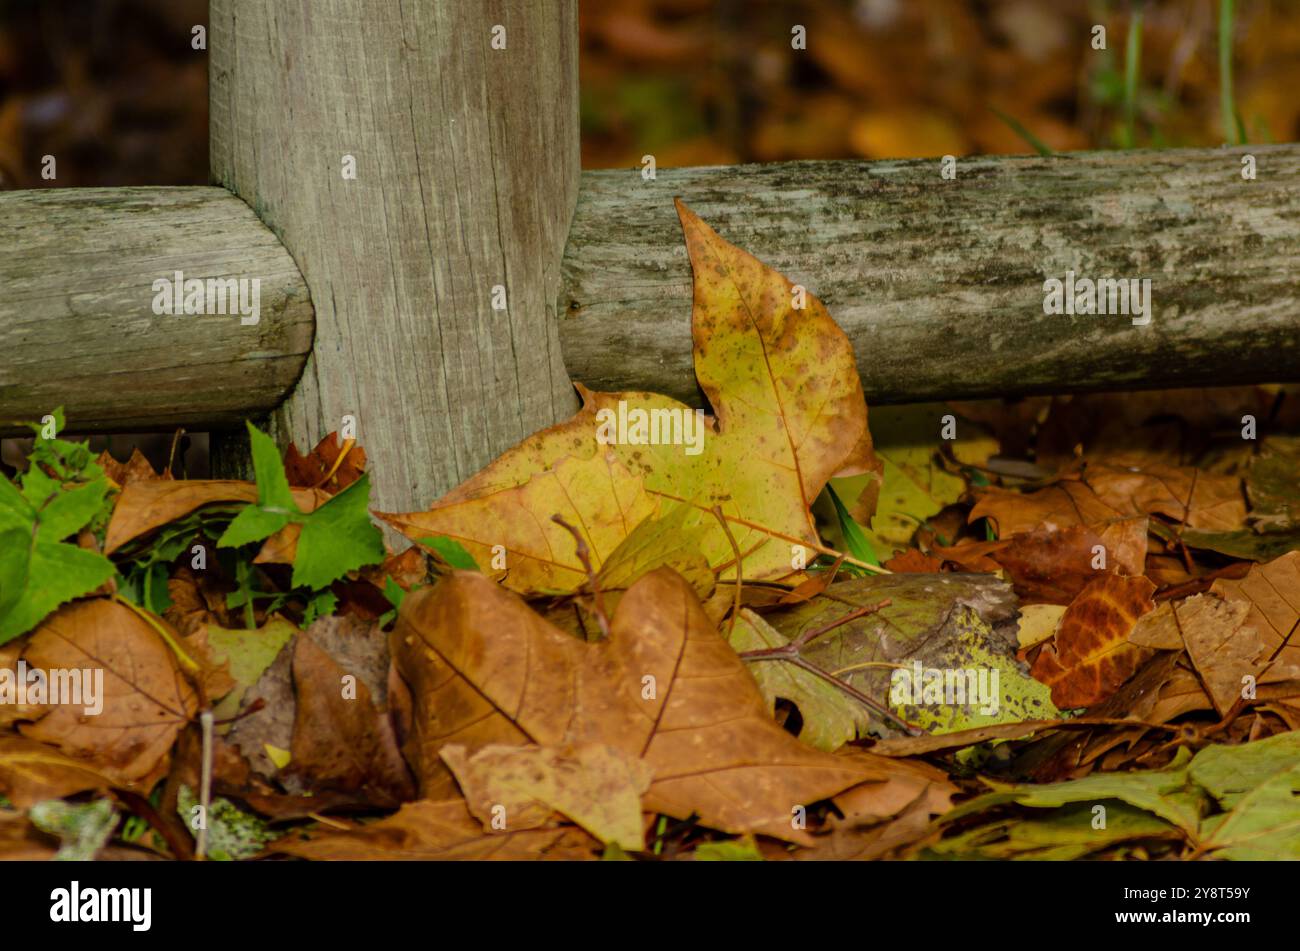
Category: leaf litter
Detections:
[{"x1": 2, "y1": 202, "x2": 1299, "y2": 861}]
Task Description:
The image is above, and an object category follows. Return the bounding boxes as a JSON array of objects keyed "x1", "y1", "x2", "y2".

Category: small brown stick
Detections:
[
  {"x1": 165, "y1": 427, "x2": 186, "y2": 476},
  {"x1": 792, "y1": 599, "x2": 890, "y2": 649},
  {"x1": 551, "y1": 514, "x2": 611, "y2": 640},
  {"x1": 711, "y1": 505, "x2": 743, "y2": 634},
  {"x1": 738, "y1": 598, "x2": 918, "y2": 734}
]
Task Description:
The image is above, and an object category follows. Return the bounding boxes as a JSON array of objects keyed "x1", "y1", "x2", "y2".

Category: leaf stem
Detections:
[{"x1": 550, "y1": 514, "x2": 611, "y2": 641}]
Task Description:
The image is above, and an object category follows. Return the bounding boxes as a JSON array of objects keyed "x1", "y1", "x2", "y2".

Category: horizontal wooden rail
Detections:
[
  {"x1": 559, "y1": 144, "x2": 1300, "y2": 405},
  {"x1": 0, "y1": 187, "x2": 312, "y2": 436},
  {"x1": 3, "y1": 145, "x2": 1297, "y2": 440}
]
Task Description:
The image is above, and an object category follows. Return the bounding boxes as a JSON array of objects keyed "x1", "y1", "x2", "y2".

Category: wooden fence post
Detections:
[{"x1": 207, "y1": 0, "x2": 580, "y2": 511}]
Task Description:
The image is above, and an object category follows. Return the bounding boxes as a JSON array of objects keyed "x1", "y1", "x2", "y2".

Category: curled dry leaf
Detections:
[
  {"x1": 0, "y1": 735, "x2": 114, "y2": 807},
  {"x1": 271, "y1": 799, "x2": 599, "y2": 861},
  {"x1": 441, "y1": 743, "x2": 651, "y2": 850},
  {"x1": 104, "y1": 480, "x2": 326, "y2": 555},
  {"x1": 19, "y1": 599, "x2": 198, "y2": 786},
  {"x1": 1030, "y1": 574, "x2": 1157, "y2": 709},
  {"x1": 390, "y1": 568, "x2": 883, "y2": 842},
  {"x1": 382, "y1": 200, "x2": 875, "y2": 591}
]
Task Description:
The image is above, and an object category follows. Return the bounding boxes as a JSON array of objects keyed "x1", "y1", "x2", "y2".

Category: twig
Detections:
[
  {"x1": 551, "y1": 514, "x2": 610, "y2": 640},
  {"x1": 737, "y1": 598, "x2": 918, "y2": 734},
  {"x1": 793, "y1": 599, "x2": 890, "y2": 649},
  {"x1": 711, "y1": 505, "x2": 743, "y2": 634},
  {"x1": 196, "y1": 709, "x2": 214, "y2": 861}
]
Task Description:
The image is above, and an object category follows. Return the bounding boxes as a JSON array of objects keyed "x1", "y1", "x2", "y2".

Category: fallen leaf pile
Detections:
[{"x1": 2, "y1": 202, "x2": 1298, "y2": 862}]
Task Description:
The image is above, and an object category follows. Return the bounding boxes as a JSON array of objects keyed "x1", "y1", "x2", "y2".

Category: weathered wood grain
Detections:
[
  {"x1": 560, "y1": 145, "x2": 1300, "y2": 405},
  {"x1": 209, "y1": 0, "x2": 580, "y2": 513},
  {"x1": 0, "y1": 186, "x2": 313, "y2": 436}
]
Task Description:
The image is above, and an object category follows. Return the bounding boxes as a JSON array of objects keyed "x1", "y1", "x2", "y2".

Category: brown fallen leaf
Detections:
[
  {"x1": 1083, "y1": 464, "x2": 1247, "y2": 532},
  {"x1": 20, "y1": 599, "x2": 199, "y2": 786},
  {"x1": 283, "y1": 431, "x2": 366, "y2": 493},
  {"x1": 441, "y1": 743, "x2": 651, "y2": 850},
  {"x1": 936, "y1": 518, "x2": 1148, "y2": 605},
  {"x1": 104, "y1": 480, "x2": 326, "y2": 556},
  {"x1": 390, "y1": 568, "x2": 885, "y2": 842},
  {"x1": 0, "y1": 642, "x2": 47, "y2": 727},
  {"x1": 0, "y1": 810, "x2": 57, "y2": 860},
  {"x1": 383, "y1": 201, "x2": 876, "y2": 590},
  {"x1": 1030, "y1": 574, "x2": 1157, "y2": 708},
  {"x1": 287, "y1": 634, "x2": 414, "y2": 808},
  {"x1": 971, "y1": 480, "x2": 1122, "y2": 536},
  {"x1": 882, "y1": 549, "x2": 944, "y2": 573},
  {"x1": 796, "y1": 750, "x2": 956, "y2": 860},
  {"x1": 0, "y1": 735, "x2": 114, "y2": 807},
  {"x1": 989, "y1": 519, "x2": 1148, "y2": 604},
  {"x1": 270, "y1": 799, "x2": 599, "y2": 861},
  {"x1": 1211, "y1": 551, "x2": 1300, "y2": 672},
  {"x1": 97, "y1": 448, "x2": 166, "y2": 486},
  {"x1": 1163, "y1": 595, "x2": 1256, "y2": 717},
  {"x1": 1128, "y1": 601, "x2": 1185, "y2": 650}
]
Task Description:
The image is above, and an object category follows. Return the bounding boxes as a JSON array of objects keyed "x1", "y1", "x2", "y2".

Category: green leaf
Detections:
[
  {"x1": 827, "y1": 482, "x2": 877, "y2": 566},
  {"x1": 206, "y1": 617, "x2": 299, "y2": 719},
  {"x1": 292, "y1": 474, "x2": 385, "y2": 589},
  {"x1": 1189, "y1": 731, "x2": 1300, "y2": 810},
  {"x1": 246, "y1": 420, "x2": 297, "y2": 513},
  {"x1": 926, "y1": 801, "x2": 1179, "y2": 861},
  {"x1": 693, "y1": 835, "x2": 764, "y2": 861},
  {"x1": 302, "y1": 588, "x2": 338, "y2": 627},
  {"x1": 35, "y1": 479, "x2": 109, "y2": 542},
  {"x1": 217, "y1": 422, "x2": 299, "y2": 548},
  {"x1": 0, "y1": 542, "x2": 115, "y2": 643},
  {"x1": 1151, "y1": 521, "x2": 1300, "y2": 562},
  {"x1": 765, "y1": 574, "x2": 1053, "y2": 739},
  {"x1": 0, "y1": 468, "x2": 115, "y2": 644},
  {"x1": 1247, "y1": 435, "x2": 1300, "y2": 531},
  {"x1": 383, "y1": 577, "x2": 407, "y2": 610},
  {"x1": 217, "y1": 503, "x2": 291, "y2": 549},
  {"x1": 418, "y1": 535, "x2": 480, "y2": 572},
  {"x1": 728, "y1": 609, "x2": 869, "y2": 752},
  {"x1": 942, "y1": 748, "x2": 1204, "y2": 836}
]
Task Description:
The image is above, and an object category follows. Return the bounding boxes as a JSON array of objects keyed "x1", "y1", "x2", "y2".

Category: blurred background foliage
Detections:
[{"x1": 1, "y1": 0, "x2": 1298, "y2": 189}]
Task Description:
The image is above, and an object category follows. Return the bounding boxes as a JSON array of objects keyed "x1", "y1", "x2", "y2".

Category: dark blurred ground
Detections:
[
  {"x1": 579, "y1": 0, "x2": 1300, "y2": 167},
  {"x1": 2, "y1": 0, "x2": 1297, "y2": 189},
  {"x1": 0, "y1": 0, "x2": 208, "y2": 187}
]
